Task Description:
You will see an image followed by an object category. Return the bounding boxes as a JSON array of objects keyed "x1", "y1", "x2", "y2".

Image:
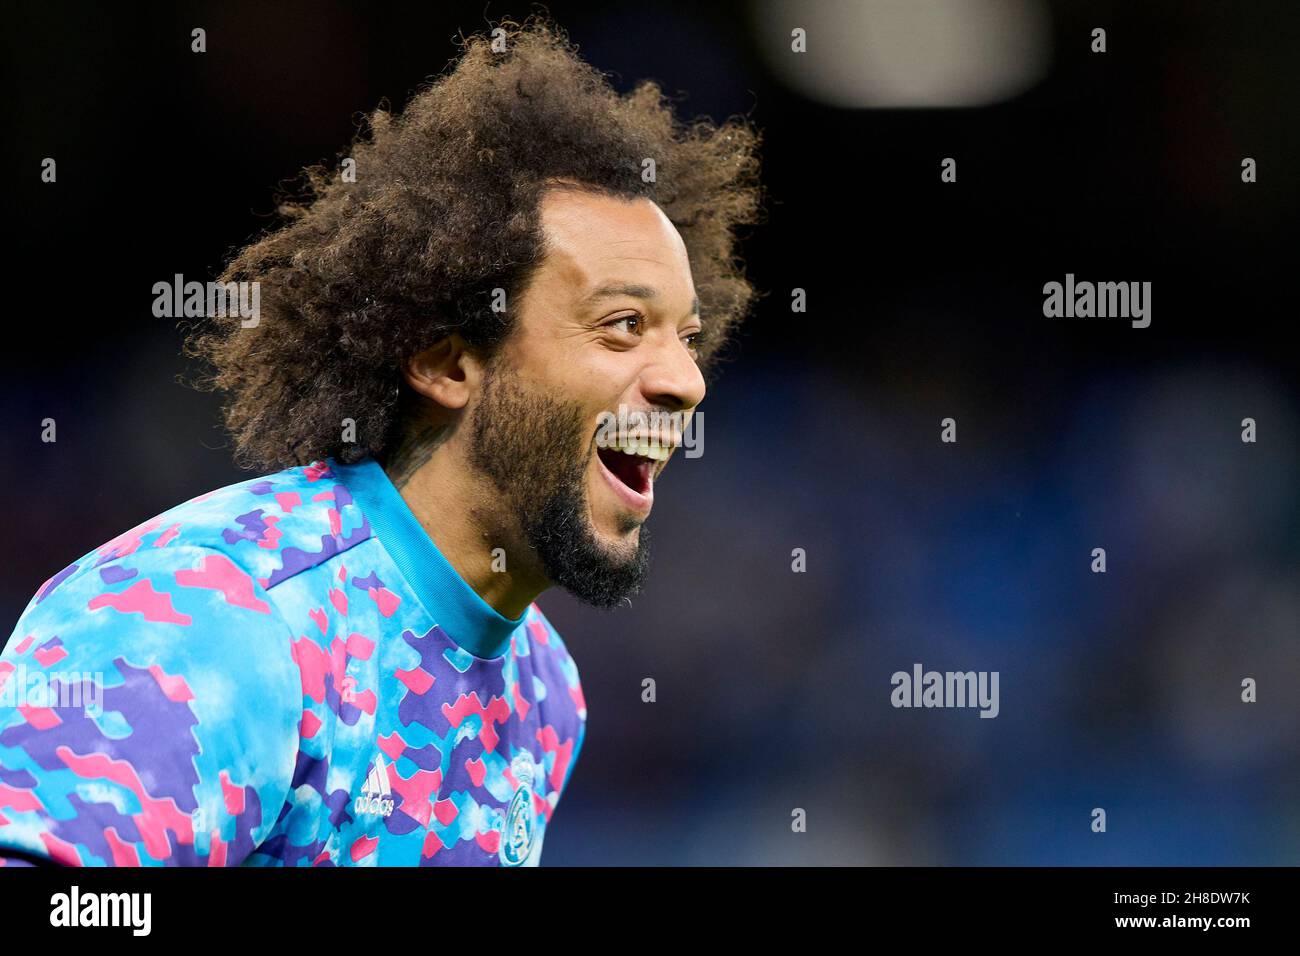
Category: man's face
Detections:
[{"x1": 467, "y1": 187, "x2": 706, "y2": 607}]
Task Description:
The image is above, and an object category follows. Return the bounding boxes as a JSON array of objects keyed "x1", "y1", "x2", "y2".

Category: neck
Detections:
[{"x1": 382, "y1": 419, "x2": 548, "y2": 621}]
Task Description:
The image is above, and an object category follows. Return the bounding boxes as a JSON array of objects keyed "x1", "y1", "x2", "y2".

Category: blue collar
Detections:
[{"x1": 328, "y1": 456, "x2": 523, "y2": 660}]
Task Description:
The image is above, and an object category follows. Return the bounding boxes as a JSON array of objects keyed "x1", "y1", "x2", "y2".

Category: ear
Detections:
[{"x1": 402, "y1": 334, "x2": 485, "y2": 410}]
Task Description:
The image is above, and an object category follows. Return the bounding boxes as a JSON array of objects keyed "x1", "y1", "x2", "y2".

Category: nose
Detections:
[{"x1": 638, "y1": 334, "x2": 707, "y2": 413}]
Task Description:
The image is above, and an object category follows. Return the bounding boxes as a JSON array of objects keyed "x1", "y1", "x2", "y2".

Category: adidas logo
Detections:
[{"x1": 354, "y1": 755, "x2": 395, "y2": 818}]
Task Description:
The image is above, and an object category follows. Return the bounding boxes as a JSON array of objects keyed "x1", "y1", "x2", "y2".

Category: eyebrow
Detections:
[{"x1": 581, "y1": 283, "x2": 699, "y2": 318}]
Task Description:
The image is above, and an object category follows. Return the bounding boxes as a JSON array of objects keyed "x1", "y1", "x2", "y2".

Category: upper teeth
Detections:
[{"x1": 608, "y1": 438, "x2": 672, "y2": 462}]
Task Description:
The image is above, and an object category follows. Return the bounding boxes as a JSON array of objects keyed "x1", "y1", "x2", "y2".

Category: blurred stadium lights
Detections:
[{"x1": 754, "y1": 0, "x2": 1053, "y2": 108}]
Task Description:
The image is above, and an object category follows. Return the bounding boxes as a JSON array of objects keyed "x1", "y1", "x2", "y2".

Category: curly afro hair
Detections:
[{"x1": 184, "y1": 14, "x2": 765, "y2": 472}]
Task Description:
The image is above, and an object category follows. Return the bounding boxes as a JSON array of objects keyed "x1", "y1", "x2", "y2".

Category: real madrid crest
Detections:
[{"x1": 498, "y1": 753, "x2": 539, "y2": 866}]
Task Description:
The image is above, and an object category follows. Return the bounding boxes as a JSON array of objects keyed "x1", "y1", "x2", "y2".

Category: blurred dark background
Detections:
[{"x1": 4, "y1": 0, "x2": 1297, "y2": 864}]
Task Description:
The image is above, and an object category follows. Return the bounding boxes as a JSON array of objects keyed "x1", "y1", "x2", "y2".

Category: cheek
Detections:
[
  {"x1": 560, "y1": 360, "x2": 635, "y2": 417},
  {"x1": 521, "y1": 333, "x2": 639, "y2": 416}
]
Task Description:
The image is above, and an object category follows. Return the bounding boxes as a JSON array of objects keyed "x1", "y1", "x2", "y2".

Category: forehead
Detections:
[{"x1": 534, "y1": 189, "x2": 692, "y2": 300}]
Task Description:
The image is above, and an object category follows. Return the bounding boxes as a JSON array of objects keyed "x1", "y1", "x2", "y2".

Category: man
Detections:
[{"x1": 0, "y1": 16, "x2": 761, "y2": 866}]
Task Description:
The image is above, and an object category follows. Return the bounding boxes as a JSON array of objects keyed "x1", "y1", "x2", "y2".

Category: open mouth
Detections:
[
  {"x1": 595, "y1": 444, "x2": 655, "y2": 497},
  {"x1": 592, "y1": 430, "x2": 678, "y2": 516}
]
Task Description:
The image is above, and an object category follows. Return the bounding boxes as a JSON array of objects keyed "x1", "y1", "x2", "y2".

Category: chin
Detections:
[{"x1": 590, "y1": 513, "x2": 642, "y2": 553}]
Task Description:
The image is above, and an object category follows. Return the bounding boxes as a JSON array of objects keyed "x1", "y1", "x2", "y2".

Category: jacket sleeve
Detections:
[{"x1": 0, "y1": 544, "x2": 301, "y2": 866}]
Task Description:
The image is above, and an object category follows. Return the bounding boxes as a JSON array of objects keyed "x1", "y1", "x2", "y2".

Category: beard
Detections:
[{"x1": 467, "y1": 357, "x2": 650, "y2": 608}]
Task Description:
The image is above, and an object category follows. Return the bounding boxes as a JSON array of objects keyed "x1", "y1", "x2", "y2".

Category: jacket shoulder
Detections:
[{"x1": 36, "y1": 461, "x2": 371, "y2": 602}]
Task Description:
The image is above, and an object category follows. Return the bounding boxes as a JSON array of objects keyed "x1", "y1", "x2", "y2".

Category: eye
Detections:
[
  {"x1": 606, "y1": 313, "x2": 641, "y2": 335},
  {"x1": 683, "y1": 329, "x2": 707, "y2": 357}
]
